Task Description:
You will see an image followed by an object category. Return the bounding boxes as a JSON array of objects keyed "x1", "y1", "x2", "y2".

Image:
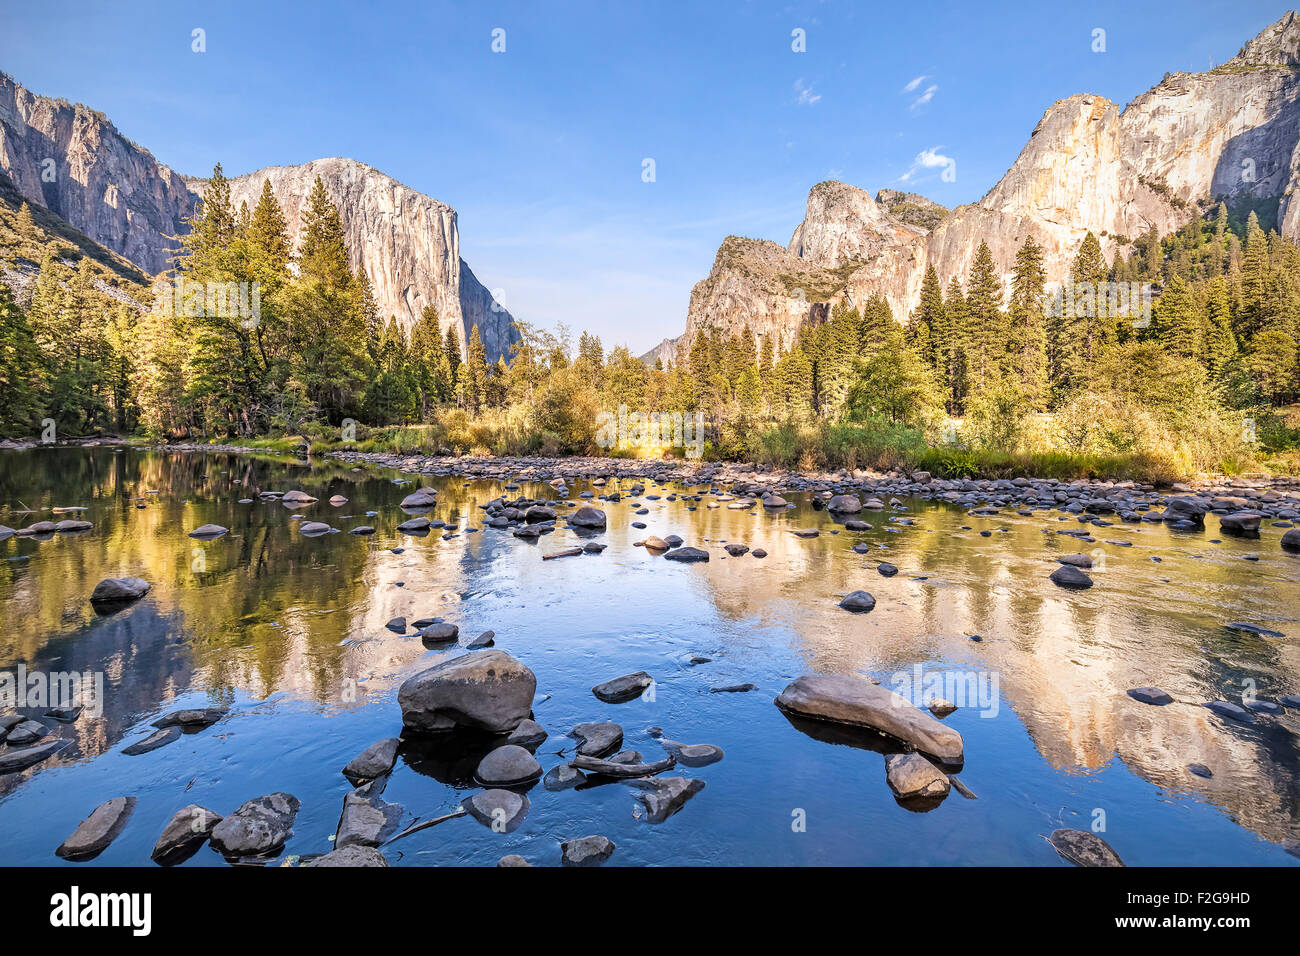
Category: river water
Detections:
[{"x1": 0, "y1": 446, "x2": 1297, "y2": 866}]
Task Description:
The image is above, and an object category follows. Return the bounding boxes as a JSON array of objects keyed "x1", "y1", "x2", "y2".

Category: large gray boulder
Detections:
[
  {"x1": 828, "y1": 494, "x2": 862, "y2": 513},
  {"x1": 568, "y1": 506, "x2": 607, "y2": 529},
  {"x1": 775, "y1": 674, "x2": 965, "y2": 765},
  {"x1": 398, "y1": 650, "x2": 536, "y2": 734}
]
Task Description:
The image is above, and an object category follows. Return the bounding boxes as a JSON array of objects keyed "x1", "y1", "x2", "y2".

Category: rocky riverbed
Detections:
[{"x1": 0, "y1": 445, "x2": 1298, "y2": 866}]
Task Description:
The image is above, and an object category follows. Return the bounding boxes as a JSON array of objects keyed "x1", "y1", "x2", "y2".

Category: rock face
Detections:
[
  {"x1": 0, "y1": 76, "x2": 519, "y2": 361},
  {"x1": 398, "y1": 649, "x2": 537, "y2": 734},
  {"x1": 659, "y1": 13, "x2": 1300, "y2": 357},
  {"x1": 775, "y1": 673, "x2": 964, "y2": 765}
]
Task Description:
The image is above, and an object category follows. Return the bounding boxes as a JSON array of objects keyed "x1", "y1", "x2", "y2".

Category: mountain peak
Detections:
[{"x1": 1227, "y1": 11, "x2": 1300, "y2": 68}]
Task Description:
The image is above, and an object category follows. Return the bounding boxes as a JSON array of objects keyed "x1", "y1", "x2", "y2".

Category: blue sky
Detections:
[{"x1": 0, "y1": 0, "x2": 1289, "y2": 353}]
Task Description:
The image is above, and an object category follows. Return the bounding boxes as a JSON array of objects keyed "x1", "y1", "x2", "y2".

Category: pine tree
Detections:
[
  {"x1": 964, "y1": 241, "x2": 1005, "y2": 396},
  {"x1": 1153, "y1": 275, "x2": 1202, "y2": 359},
  {"x1": 298, "y1": 176, "x2": 351, "y2": 289},
  {"x1": 1008, "y1": 237, "x2": 1048, "y2": 408}
]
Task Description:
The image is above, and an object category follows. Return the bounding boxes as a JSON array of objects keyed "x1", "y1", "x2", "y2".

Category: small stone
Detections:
[
  {"x1": 572, "y1": 721, "x2": 623, "y2": 756},
  {"x1": 497, "y1": 854, "x2": 532, "y2": 867},
  {"x1": 465, "y1": 630, "x2": 496, "y2": 649},
  {"x1": 885, "y1": 753, "x2": 951, "y2": 801},
  {"x1": 463, "y1": 789, "x2": 529, "y2": 832},
  {"x1": 663, "y1": 546, "x2": 709, "y2": 562},
  {"x1": 561, "y1": 834, "x2": 615, "y2": 867},
  {"x1": 838, "y1": 590, "x2": 876, "y2": 612},
  {"x1": 544, "y1": 764, "x2": 585, "y2": 790},
  {"x1": 1049, "y1": 565, "x2": 1093, "y2": 589},
  {"x1": 1048, "y1": 828, "x2": 1124, "y2": 867},
  {"x1": 342, "y1": 737, "x2": 399, "y2": 783},
  {"x1": 151, "y1": 805, "x2": 222, "y2": 865},
  {"x1": 90, "y1": 577, "x2": 151, "y2": 606},
  {"x1": 187, "y1": 524, "x2": 229, "y2": 539},
  {"x1": 475, "y1": 745, "x2": 542, "y2": 787},
  {"x1": 1127, "y1": 687, "x2": 1173, "y2": 706},
  {"x1": 624, "y1": 776, "x2": 706, "y2": 823},
  {"x1": 592, "y1": 671, "x2": 653, "y2": 703},
  {"x1": 506, "y1": 718, "x2": 547, "y2": 750},
  {"x1": 122, "y1": 726, "x2": 181, "y2": 755}
]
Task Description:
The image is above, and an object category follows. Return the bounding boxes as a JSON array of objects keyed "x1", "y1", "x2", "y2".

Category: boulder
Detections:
[
  {"x1": 463, "y1": 789, "x2": 529, "y2": 832},
  {"x1": 305, "y1": 845, "x2": 389, "y2": 867},
  {"x1": 187, "y1": 524, "x2": 228, "y2": 539},
  {"x1": 623, "y1": 777, "x2": 706, "y2": 823},
  {"x1": 838, "y1": 590, "x2": 876, "y2": 612},
  {"x1": 569, "y1": 506, "x2": 607, "y2": 529},
  {"x1": 561, "y1": 834, "x2": 616, "y2": 867},
  {"x1": 335, "y1": 791, "x2": 402, "y2": 848},
  {"x1": 775, "y1": 673, "x2": 964, "y2": 765},
  {"x1": 663, "y1": 546, "x2": 709, "y2": 562},
  {"x1": 55, "y1": 796, "x2": 137, "y2": 861},
  {"x1": 1049, "y1": 565, "x2": 1093, "y2": 589},
  {"x1": 398, "y1": 650, "x2": 537, "y2": 734},
  {"x1": 209, "y1": 792, "x2": 300, "y2": 858},
  {"x1": 828, "y1": 495, "x2": 861, "y2": 513},
  {"x1": 90, "y1": 577, "x2": 151, "y2": 606},
  {"x1": 151, "y1": 805, "x2": 222, "y2": 865},
  {"x1": 342, "y1": 737, "x2": 399, "y2": 783},
  {"x1": 885, "y1": 753, "x2": 950, "y2": 801},
  {"x1": 1048, "y1": 828, "x2": 1124, "y2": 867},
  {"x1": 475, "y1": 745, "x2": 542, "y2": 787},
  {"x1": 592, "y1": 671, "x2": 654, "y2": 703}
]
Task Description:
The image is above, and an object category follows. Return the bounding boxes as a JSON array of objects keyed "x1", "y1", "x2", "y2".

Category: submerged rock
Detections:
[
  {"x1": 398, "y1": 650, "x2": 536, "y2": 734},
  {"x1": 571, "y1": 754, "x2": 676, "y2": 778},
  {"x1": 543, "y1": 764, "x2": 585, "y2": 790},
  {"x1": 663, "y1": 546, "x2": 709, "y2": 562},
  {"x1": 187, "y1": 524, "x2": 229, "y2": 539},
  {"x1": 1203, "y1": 700, "x2": 1256, "y2": 723},
  {"x1": 1048, "y1": 828, "x2": 1124, "y2": 867},
  {"x1": 0, "y1": 737, "x2": 71, "y2": 773},
  {"x1": 122, "y1": 726, "x2": 180, "y2": 755},
  {"x1": 335, "y1": 791, "x2": 403, "y2": 848},
  {"x1": 1049, "y1": 565, "x2": 1093, "y2": 589},
  {"x1": 655, "y1": 737, "x2": 724, "y2": 767},
  {"x1": 153, "y1": 707, "x2": 227, "y2": 729},
  {"x1": 497, "y1": 853, "x2": 532, "y2": 867},
  {"x1": 571, "y1": 721, "x2": 623, "y2": 757},
  {"x1": 775, "y1": 674, "x2": 964, "y2": 765},
  {"x1": 90, "y1": 577, "x2": 151, "y2": 607},
  {"x1": 55, "y1": 796, "x2": 137, "y2": 861}
]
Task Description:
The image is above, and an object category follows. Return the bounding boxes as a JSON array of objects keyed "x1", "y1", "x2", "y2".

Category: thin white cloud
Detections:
[
  {"x1": 901, "y1": 74, "x2": 928, "y2": 93},
  {"x1": 910, "y1": 83, "x2": 938, "y2": 110},
  {"x1": 899, "y1": 146, "x2": 955, "y2": 183},
  {"x1": 794, "y1": 78, "x2": 821, "y2": 106}
]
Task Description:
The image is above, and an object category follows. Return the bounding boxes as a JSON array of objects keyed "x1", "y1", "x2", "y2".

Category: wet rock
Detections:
[
  {"x1": 122, "y1": 726, "x2": 181, "y2": 755},
  {"x1": 663, "y1": 546, "x2": 709, "y2": 562},
  {"x1": 544, "y1": 764, "x2": 585, "y2": 790},
  {"x1": 497, "y1": 854, "x2": 532, "y2": 867},
  {"x1": 543, "y1": 547, "x2": 583, "y2": 560},
  {"x1": 569, "y1": 506, "x2": 607, "y2": 529},
  {"x1": 828, "y1": 495, "x2": 862, "y2": 513},
  {"x1": 209, "y1": 792, "x2": 300, "y2": 858},
  {"x1": 300, "y1": 521, "x2": 333, "y2": 536},
  {"x1": 1057, "y1": 553, "x2": 1092, "y2": 568},
  {"x1": 54, "y1": 519, "x2": 93, "y2": 532},
  {"x1": 592, "y1": 671, "x2": 654, "y2": 703},
  {"x1": 624, "y1": 776, "x2": 706, "y2": 823},
  {"x1": 710, "y1": 683, "x2": 757, "y2": 693},
  {"x1": 928, "y1": 699, "x2": 957, "y2": 718},
  {"x1": 655, "y1": 737, "x2": 723, "y2": 767},
  {"x1": 775, "y1": 674, "x2": 964, "y2": 765},
  {"x1": 396, "y1": 517, "x2": 431, "y2": 532},
  {"x1": 342, "y1": 737, "x2": 399, "y2": 783},
  {"x1": 1048, "y1": 828, "x2": 1124, "y2": 867},
  {"x1": 476, "y1": 744, "x2": 542, "y2": 786},
  {"x1": 55, "y1": 796, "x2": 136, "y2": 861},
  {"x1": 1283, "y1": 528, "x2": 1300, "y2": 553},
  {"x1": 188, "y1": 524, "x2": 229, "y2": 539},
  {"x1": 838, "y1": 590, "x2": 876, "y2": 612},
  {"x1": 281, "y1": 490, "x2": 318, "y2": 505},
  {"x1": 399, "y1": 488, "x2": 438, "y2": 509},
  {"x1": 571, "y1": 721, "x2": 623, "y2": 757},
  {"x1": 419, "y1": 622, "x2": 460, "y2": 646},
  {"x1": 0, "y1": 737, "x2": 71, "y2": 773},
  {"x1": 571, "y1": 754, "x2": 676, "y2": 778},
  {"x1": 561, "y1": 834, "x2": 615, "y2": 867},
  {"x1": 610, "y1": 749, "x2": 643, "y2": 764},
  {"x1": 349, "y1": 525, "x2": 376, "y2": 535},
  {"x1": 385, "y1": 617, "x2": 407, "y2": 633},
  {"x1": 525, "y1": 505, "x2": 557, "y2": 523},
  {"x1": 1123, "y1": 683, "x2": 1175, "y2": 707},
  {"x1": 583, "y1": 542, "x2": 606, "y2": 554},
  {"x1": 1224, "y1": 621, "x2": 1285, "y2": 638},
  {"x1": 399, "y1": 649, "x2": 537, "y2": 734},
  {"x1": 1049, "y1": 565, "x2": 1093, "y2": 589},
  {"x1": 1186, "y1": 763, "x2": 1213, "y2": 779},
  {"x1": 153, "y1": 707, "x2": 227, "y2": 729},
  {"x1": 44, "y1": 705, "x2": 84, "y2": 722},
  {"x1": 792, "y1": 528, "x2": 819, "y2": 538},
  {"x1": 463, "y1": 789, "x2": 529, "y2": 832},
  {"x1": 5, "y1": 719, "x2": 49, "y2": 746},
  {"x1": 465, "y1": 630, "x2": 496, "y2": 649},
  {"x1": 1219, "y1": 511, "x2": 1262, "y2": 534},
  {"x1": 305, "y1": 845, "x2": 389, "y2": 867},
  {"x1": 335, "y1": 790, "x2": 403, "y2": 847},
  {"x1": 885, "y1": 753, "x2": 951, "y2": 801},
  {"x1": 151, "y1": 804, "x2": 222, "y2": 865},
  {"x1": 90, "y1": 577, "x2": 151, "y2": 607},
  {"x1": 506, "y1": 718, "x2": 547, "y2": 750},
  {"x1": 750, "y1": 548, "x2": 767, "y2": 558},
  {"x1": 724, "y1": 543, "x2": 750, "y2": 556},
  {"x1": 1245, "y1": 699, "x2": 1283, "y2": 715},
  {"x1": 1203, "y1": 700, "x2": 1255, "y2": 723},
  {"x1": 877, "y1": 562, "x2": 898, "y2": 577}
]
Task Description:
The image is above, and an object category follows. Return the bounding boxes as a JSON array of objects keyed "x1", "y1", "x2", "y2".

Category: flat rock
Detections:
[
  {"x1": 1048, "y1": 828, "x2": 1124, "y2": 867},
  {"x1": 122, "y1": 726, "x2": 181, "y2": 755},
  {"x1": 153, "y1": 707, "x2": 227, "y2": 729},
  {"x1": 55, "y1": 796, "x2": 137, "y2": 860},
  {"x1": 305, "y1": 845, "x2": 389, "y2": 867},
  {"x1": 544, "y1": 764, "x2": 585, "y2": 790},
  {"x1": 465, "y1": 630, "x2": 495, "y2": 649},
  {"x1": 187, "y1": 524, "x2": 228, "y2": 539},
  {"x1": 571, "y1": 721, "x2": 623, "y2": 757},
  {"x1": 5, "y1": 719, "x2": 49, "y2": 746},
  {"x1": 1204, "y1": 700, "x2": 1256, "y2": 723},
  {"x1": 656, "y1": 737, "x2": 723, "y2": 767},
  {"x1": 419, "y1": 622, "x2": 459, "y2": 646},
  {"x1": 0, "y1": 737, "x2": 71, "y2": 773},
  {"x1": 571, "y1": 754, "x2": 676, "y2": 778},
  {"x1": 775, "y1": 674, "x2": 964, "y2": 765},
  {"x1": 1127, "y1": 687, "x2": 1173, "y2": 705},
  {"x1": 663, "y1": 546, "x2": 709, "y2": 562},
  {"x1": 398, "y1": 649, "x2": 537, "y2": 734},
  {"x1": 506, "y1": 718, "x2": 547, "y2": 750},
  {"x1": 1049, "y1": 565, "x2": 1093, "y2": 589}
]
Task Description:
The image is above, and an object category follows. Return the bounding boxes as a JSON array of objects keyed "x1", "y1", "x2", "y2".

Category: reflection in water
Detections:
[{"x1": 0, "y1": 446, "x2": 1297, "y2": 865}]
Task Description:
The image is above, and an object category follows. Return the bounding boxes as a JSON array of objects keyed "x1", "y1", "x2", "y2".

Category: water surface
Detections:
[{"x1": 1, "y1": 446, "x2": 1298, "y2": 866}]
